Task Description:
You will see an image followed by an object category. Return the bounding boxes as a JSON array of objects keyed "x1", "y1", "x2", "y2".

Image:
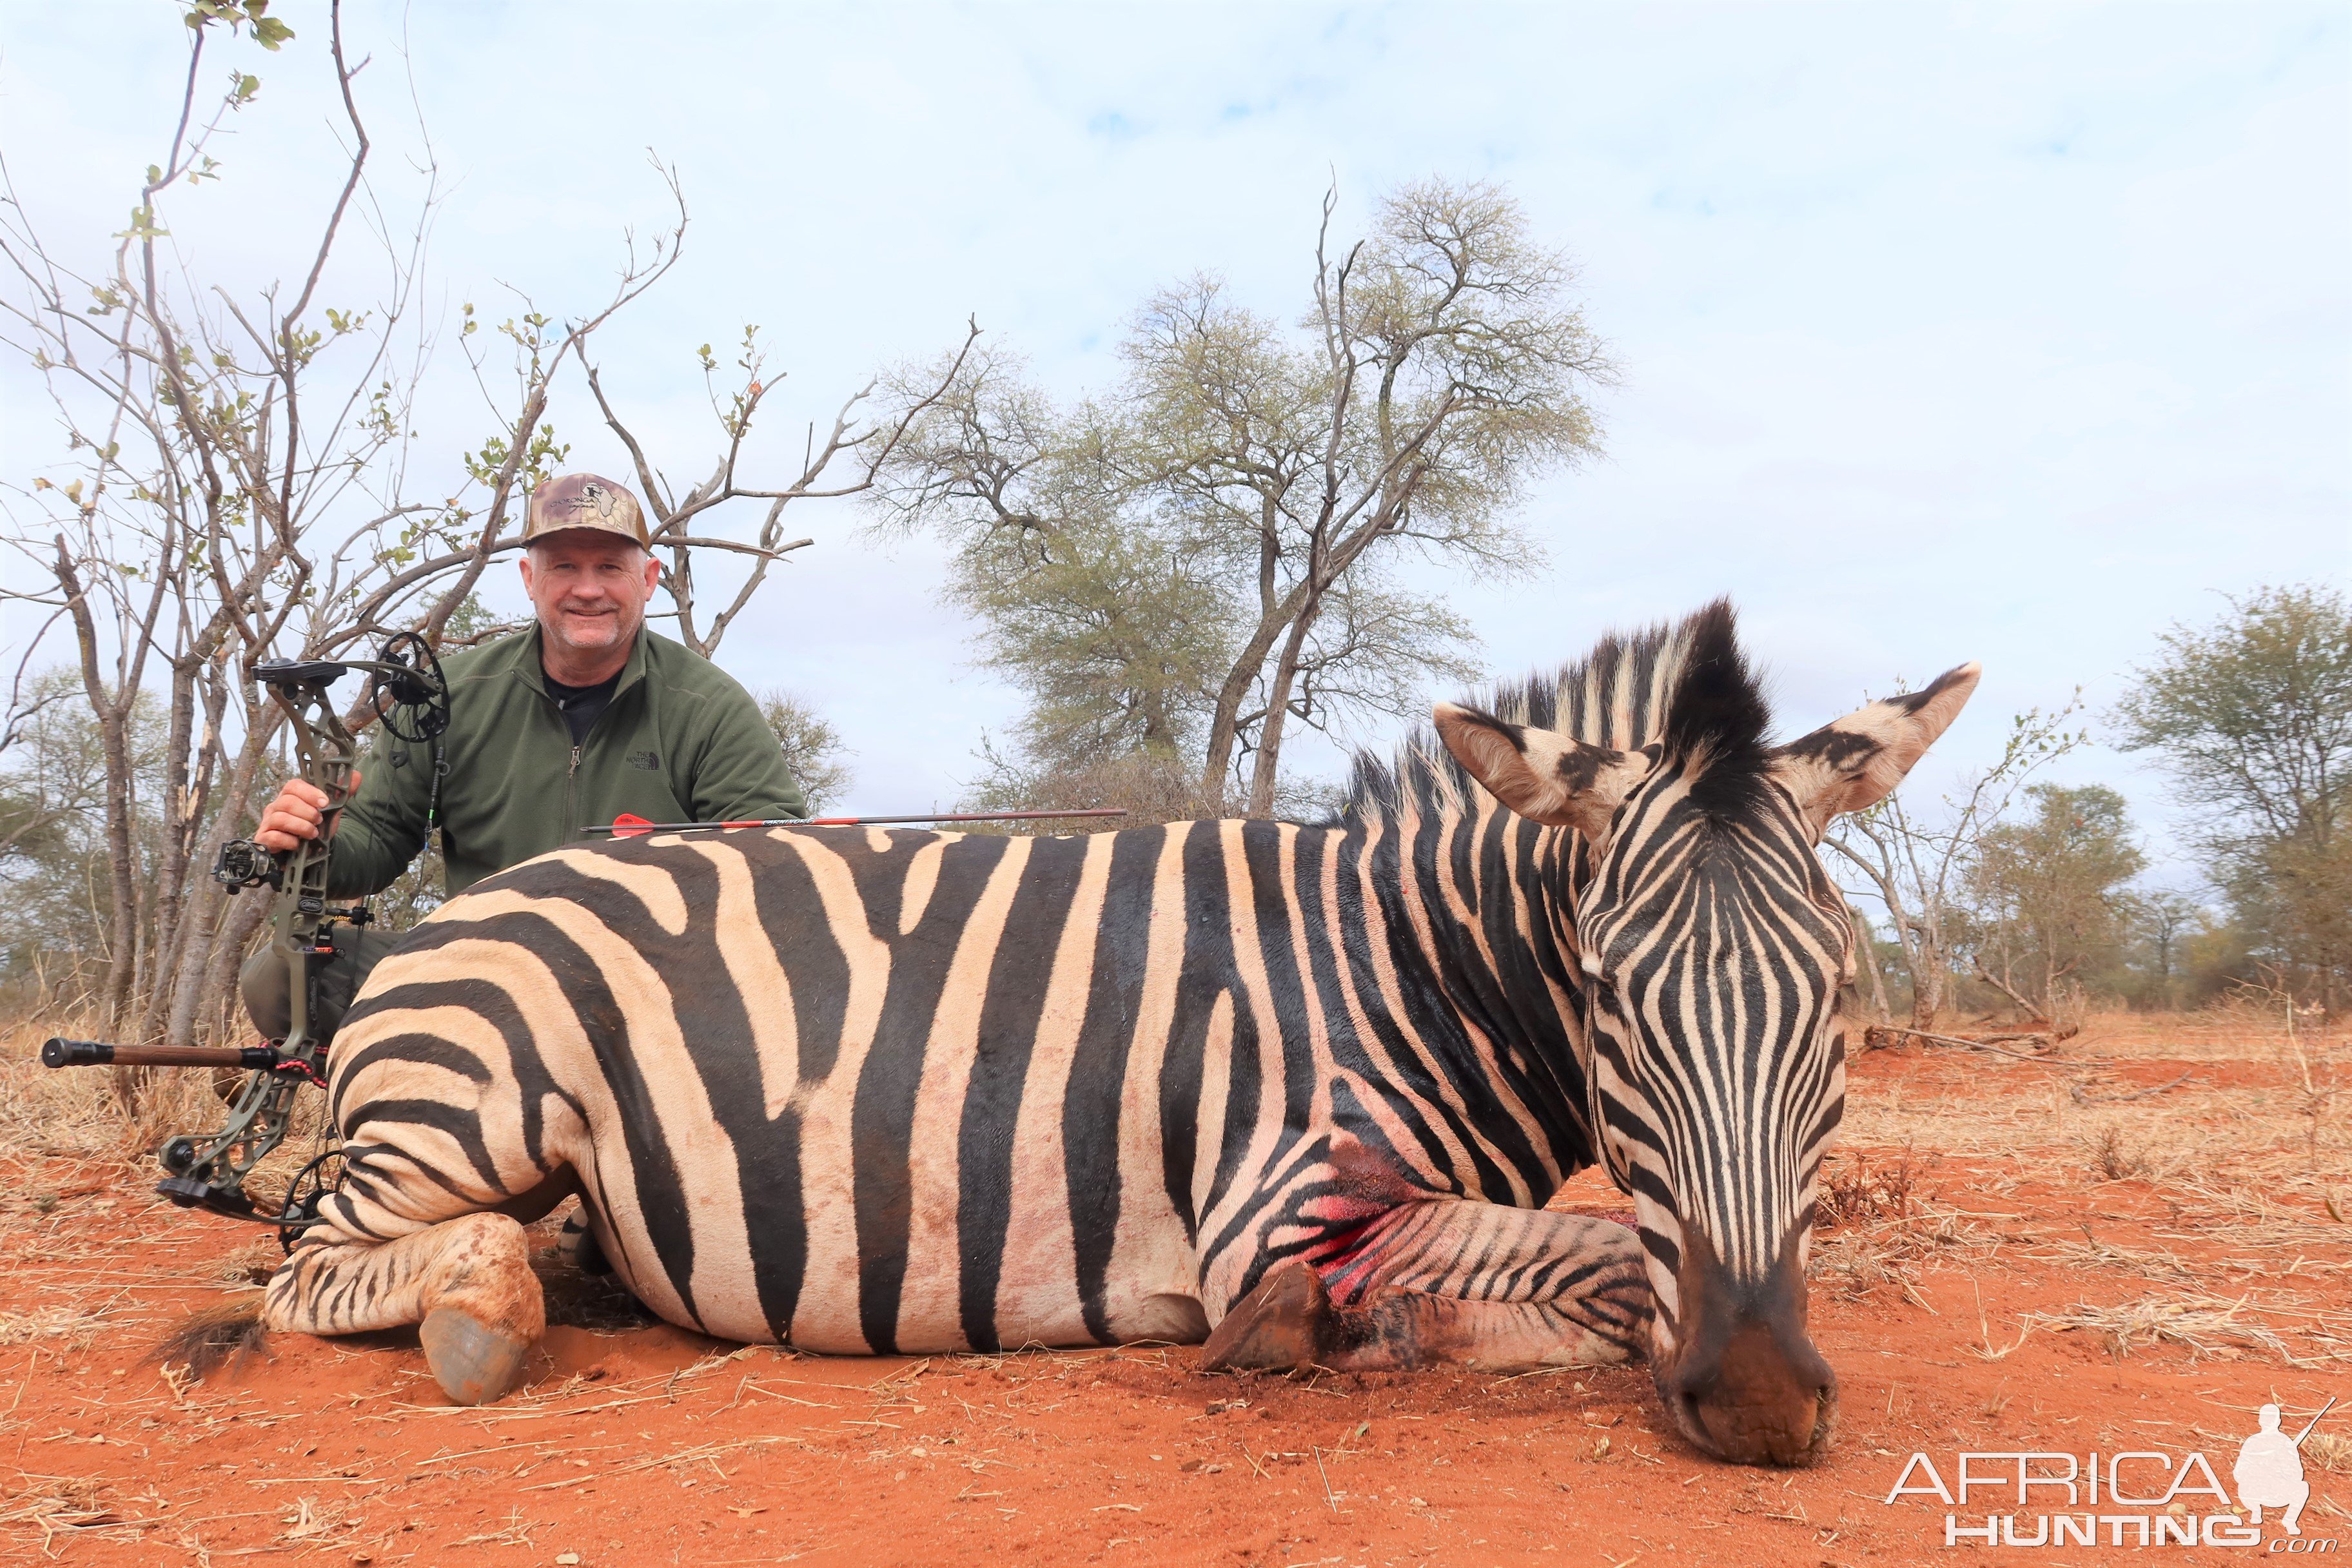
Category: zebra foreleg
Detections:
[
  {"x1": 265, "y1": 1211, "x2": 546, "y2": 1406},
  {"x1": 1202, "y1": 1202, "x2": 1651, "y2": 1374}
]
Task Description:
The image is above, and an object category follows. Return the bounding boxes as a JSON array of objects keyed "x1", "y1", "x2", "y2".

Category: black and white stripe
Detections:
[{"x1": 262, "y1": 600, "x2": 1976, "y2": 1458}]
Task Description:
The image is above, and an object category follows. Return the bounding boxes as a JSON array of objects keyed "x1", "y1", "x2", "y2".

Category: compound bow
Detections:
[{"x1": 42, "y1": 632, "x2": 449, "y2": 1246}]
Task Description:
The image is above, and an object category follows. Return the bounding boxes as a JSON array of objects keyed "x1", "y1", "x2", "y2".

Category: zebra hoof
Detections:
[
  {"x1": 1202, "y1": 1262, "x2": 1333, "y2": 1372},
  {"x1": 420, "y1": 1308, "x2": 531, "y2": 1406}
]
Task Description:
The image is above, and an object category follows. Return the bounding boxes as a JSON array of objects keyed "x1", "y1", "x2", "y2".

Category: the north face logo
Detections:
[{"x1": 627, "y1": 750, "x2": 660, "y2": 770}]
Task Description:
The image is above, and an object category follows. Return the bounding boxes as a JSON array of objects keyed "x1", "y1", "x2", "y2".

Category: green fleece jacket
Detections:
[{"x1": 327, "y1": 625, "x2": 805, "y2": 898}]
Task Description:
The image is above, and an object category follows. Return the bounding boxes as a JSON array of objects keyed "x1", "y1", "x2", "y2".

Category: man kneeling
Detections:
[{"x1": 241, "y1": 471, "x2": 805, "y2": 1041}]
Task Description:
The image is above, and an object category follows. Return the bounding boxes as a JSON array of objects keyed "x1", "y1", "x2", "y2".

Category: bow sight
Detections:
[{"x1": 42, "y1": 631, "x2": 448, "y2": 1244}]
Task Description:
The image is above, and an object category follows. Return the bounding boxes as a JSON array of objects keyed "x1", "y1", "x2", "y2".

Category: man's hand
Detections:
[{"x1": 253, "y1": 772, "x2": 359, "y2": 853}]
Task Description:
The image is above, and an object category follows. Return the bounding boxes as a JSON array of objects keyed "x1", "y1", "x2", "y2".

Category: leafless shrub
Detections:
[
  {"x1": 1816, "y1": 1148, "x2": 1917, "y2": 1228},
  {"x1": 0, "y1": 3, "x2": 974, "y2": 1063},
  {"x1": 2090, "y1": 1124, "x2": 2151, "y2": 1182}
]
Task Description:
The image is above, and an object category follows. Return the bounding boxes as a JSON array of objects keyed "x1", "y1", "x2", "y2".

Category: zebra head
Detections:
[{"x1": 1434, "y1": 604, "x2": 1978, "y2": 1466}]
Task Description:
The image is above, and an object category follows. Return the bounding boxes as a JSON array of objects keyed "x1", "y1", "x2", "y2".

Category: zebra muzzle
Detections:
[{"x1": 1656, "y1": 1221, "x2": 1836, "y2": 1467}]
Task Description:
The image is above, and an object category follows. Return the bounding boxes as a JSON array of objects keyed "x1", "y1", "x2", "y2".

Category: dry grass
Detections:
[
  {"x1": 0, "y1": 1304, "x2": 118, "y2": 1349},
  {"x1": 0, "y1": 1012, "x2": 333, "y2": 1205},
  {"x1": 1808, "y1": 1144, "x2": 1946, "y2": 1300},
  {"x1": 2020, "y1": 1235, "x2": 2200, "y2": 1282},
  {"x1": 0, "y1": 1010, "x2": 152, "y2": 1162},
  {"x1": 1808, "y1": 1201, "x2": 1988, "y2": 1304},
  {"x1": 2018, "y1": 1294, "x2": 2298, "y2": 1362},
  {"x1": 0, "y1": 1476, "x2": 126, "y2": 1553},
  {"x1": 156, "y1": 1298, "x2": 270, "y2": 1377},
  {"x1": 1831, "y1": 1010, "x2": 2352, "y2": 1369},
  {"x1": 275, "y1": 1495, "x2": 364, "y2": 1548},
  {"x1": 450, "y1": 1508, "x2": 536, "y2": 1547},
  {"x1": 1848, "y1": 1012, "x2": 2349, "y2": 1188}
]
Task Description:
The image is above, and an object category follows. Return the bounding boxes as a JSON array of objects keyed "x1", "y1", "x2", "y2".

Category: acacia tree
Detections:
[
  {"x1": 1827, "y1": 698, "x2": 2086, "y2": 1028},
  {"x1": 870, "y1": 348, "x2": 1233, "y2": 798},
  {"x1": 756, "y1": 689, "x2": 854, "y2": 815},
  {"x1": 1965, "y1": 783, "x2": 2147, "y2": 1020},
  {"x1": 1, "y1": 0, "x2": 965, "y2": 1050},
  {"x1": 2122, "y1": 887, "x2": 2208, "y2": 1011},
  {"x1": 0, "y1": 671, "x2": 162, "y2": 995},
  {"x1": 2113, "y1": 584, "x2": 2351, "y2": 1011},
  {"x1": 0, "y1": 672, "x2": 89, "y2": 867},
  {"x1": 1150, "y1": 186, "x2": 1609, "y2": 812},
  {"x1": 875, "y1": 180, "x2": 1611, "y2": 813}
]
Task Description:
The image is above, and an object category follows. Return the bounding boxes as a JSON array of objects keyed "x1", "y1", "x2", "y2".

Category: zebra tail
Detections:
[{"x1": 156, "y1": 1298, "x2": 268, "y2": 1379}]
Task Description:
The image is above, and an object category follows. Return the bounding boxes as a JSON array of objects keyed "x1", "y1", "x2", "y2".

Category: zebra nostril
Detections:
[{"x1": 1671, "y1": 1371, "x2": 1716, "y2": 1425}]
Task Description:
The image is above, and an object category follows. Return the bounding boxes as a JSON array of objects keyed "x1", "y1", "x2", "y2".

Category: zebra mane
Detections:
[{"x1": 1344, "y1": 597, "x2": 1774, "y2": 825}]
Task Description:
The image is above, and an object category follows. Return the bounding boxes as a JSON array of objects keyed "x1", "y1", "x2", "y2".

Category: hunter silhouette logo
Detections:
[
  {"x1": 1884, "y1": 1396, "x2": 2338, "y2": 1549},
  {"x1": 2238, "y1": 1398, "x2": 2334, "y2": 1536}
]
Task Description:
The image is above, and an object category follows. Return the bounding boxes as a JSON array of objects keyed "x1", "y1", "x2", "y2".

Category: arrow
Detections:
[{"x1": 587, "y1": 808, "x2": 1129, "y2": 838}]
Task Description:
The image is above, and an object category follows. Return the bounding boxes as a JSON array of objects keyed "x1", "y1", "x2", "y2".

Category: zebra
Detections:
[{"x1": 259, "y1": 600, "x2": 1975, "y2": 1467}]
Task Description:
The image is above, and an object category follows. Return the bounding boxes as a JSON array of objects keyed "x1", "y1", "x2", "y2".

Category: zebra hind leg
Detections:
[
  {"x1": 1203, "y1": 1202, "x2": 1651, "y2": 1374},
  {"x1": 265, "y1": 1212, "x2": 545, "y2": 1405},
  {"x1": 556, "y1": 1208, "x2": 611, "y2": 1275}
]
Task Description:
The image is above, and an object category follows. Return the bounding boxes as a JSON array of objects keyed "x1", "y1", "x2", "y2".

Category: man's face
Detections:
[{"x1": 520, "y1": 531, "x2": 658, "y2": 660}]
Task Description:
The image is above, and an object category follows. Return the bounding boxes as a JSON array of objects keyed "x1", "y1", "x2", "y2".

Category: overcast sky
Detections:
[{"x1": 3, "y1": 2, "x2": 2346, "y2": 888}]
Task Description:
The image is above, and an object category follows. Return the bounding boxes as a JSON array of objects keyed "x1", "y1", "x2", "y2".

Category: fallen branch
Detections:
[
  {"x1": 1865, "y1": 1024, "x2": 2058, "y2": 1061},
  {"x1": 1978, "y1": 1027, "x2": 2080, "y2": 1046},
  {"x1": 1970, "y1": 958, "x2": 2044, "y2": 1020}
]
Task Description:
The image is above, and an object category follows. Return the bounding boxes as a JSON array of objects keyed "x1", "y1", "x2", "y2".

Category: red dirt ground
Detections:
[{"x1": 4, "y1": 1020, "x2": 2346, "y2": 1565}]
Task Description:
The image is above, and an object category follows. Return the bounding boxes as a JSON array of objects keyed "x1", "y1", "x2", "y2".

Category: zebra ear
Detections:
[
  {"x1": 1433, "y1": 703, "x2": 1647, "y2": 839},
  {"x1": 1770, "y1": 662, "x2": 1982, "y2": 837}
]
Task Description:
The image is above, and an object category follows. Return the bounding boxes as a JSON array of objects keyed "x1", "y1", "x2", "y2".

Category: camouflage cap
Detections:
[{"x1": 524, "y1": 473, "x2": 650, "y2": 548}]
